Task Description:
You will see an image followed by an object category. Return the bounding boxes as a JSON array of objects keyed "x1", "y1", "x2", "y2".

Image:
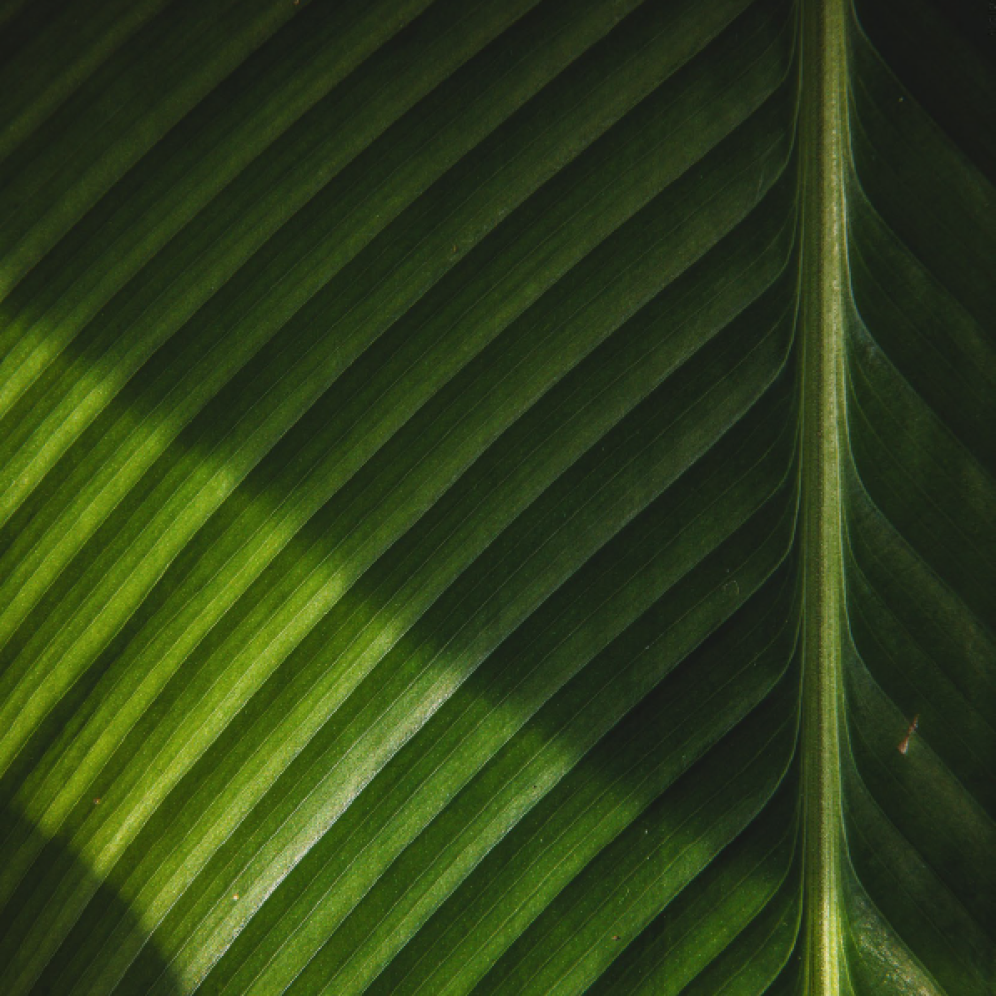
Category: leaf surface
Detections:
[{"x1": 0, "y1": 1, "x2": 991, "y2": 994}]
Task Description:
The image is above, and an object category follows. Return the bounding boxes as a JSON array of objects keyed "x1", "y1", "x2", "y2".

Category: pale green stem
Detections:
[{"x1": 800, "y1": 0, "x2": 848, "y2": 992}]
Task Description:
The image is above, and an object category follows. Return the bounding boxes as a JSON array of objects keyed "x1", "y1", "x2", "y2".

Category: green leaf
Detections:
[
  {"x1": 837, "y1": 1, "x2": 996, "y2": 993},
  {"x1": 0, "y1": 1, "x2": 991, "y2": 994}
]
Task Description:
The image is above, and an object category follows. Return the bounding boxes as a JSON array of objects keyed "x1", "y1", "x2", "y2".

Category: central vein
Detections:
[{"x1": 801, "y1": 0, "x2": 848, "y2": 992}]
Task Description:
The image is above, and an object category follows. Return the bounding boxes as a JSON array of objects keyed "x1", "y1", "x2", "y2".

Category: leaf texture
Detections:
[
  {"x1": 0, "y1": 1, "x2": 991, "y2": 994},
  {"x1": 840, "y1": 0, "x2": 996, "y2": 992}
]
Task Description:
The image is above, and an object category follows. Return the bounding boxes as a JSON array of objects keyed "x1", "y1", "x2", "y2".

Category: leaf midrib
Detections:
[{"x1": 799, "y1": 0, "x2": 848, "y2": 992}]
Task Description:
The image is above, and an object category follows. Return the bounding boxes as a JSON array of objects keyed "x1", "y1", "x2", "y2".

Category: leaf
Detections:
[
  {"x1": 0, "y1": 1, "x2": 991, "y2": 994},
  {"x1": 837, "y1": 1, "x2": 996, "y2": 992}
]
